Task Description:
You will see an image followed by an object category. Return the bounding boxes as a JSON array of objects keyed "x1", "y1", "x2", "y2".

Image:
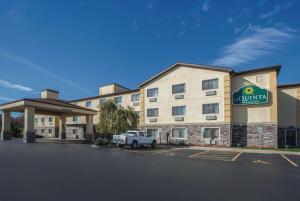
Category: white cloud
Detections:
[
  {"x1": 178, "y1": 30, "x2": 186, "y2": 37},
  {"x1": 147, "y1": 2, "x2": 153, "y2": 10},
  {"x1": 0, "y1": 51, "x2": 90, "y2": 93},
  {"x1": 0, "y1": 79, "x2": 33, "y2": 92},
  {"x1": 132, "y1": 20, "x2": 139, "y2": 30},
  {"x1": 212, "y1": 25, "x2": 294, "y2": 66},
  {"x1": 0, "y1": 96, "x2": 14, "y2": 101},
  {"x1": 259, "y1": 4, "x2": 292, "y2": 19},
  {"x1": 234, "y1": 26, "x2": 246, "y2": 34},
  {"x1": 202, "y1": 0, "x2": 210, "y2": 12},
  {"x1": 227, "y1": 18, "x2": 234, "y2": 23}
]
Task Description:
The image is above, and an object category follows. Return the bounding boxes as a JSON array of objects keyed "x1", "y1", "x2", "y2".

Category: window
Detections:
[
  {"x1": 203, "y1": 103, "x2": 219, "y2": 114},
  {"x1": 172, "y1": 83, "x2": 185, "y2": 94},
  {"x1": 41, "y1": 118, "x2": 45, "y2": 123},
  {"x1": 41, "y1": 129, "x2": 45, "y2": 134},
  {"x1": 131, "y1": 93, "x2": 140, "y2": 102},
  {"x1": 147, "y1": 128, "x2": 159, "y2": 138},
  {"x1": 172, "y1": 128, "x2": 187, "y2": 139},
  {"x1": 34, "y1": 129, "x2": 38, "y2": 133},
  {"x1": 73, "y1": 116, "x2": 78, "y2": 122},
  {"x1": 147, "y1": 88, "x2": 158, "y2": 97},
  {"x1": 49, "y1": 129, "x2": 52, "y2": 134},
  {"x1": 49, "y1": 117, "x2": 53, "y2": 123},
  {"x1": 114, "y1": 96, "x2": 122, "y2": 104},
  {"x1": 72, "y1": 129, "x2": 77, "y2": 135},
  {"x1": 202, "y1": 78, "x2": 219, "y2": 90},
  {"x1": 203, "y1": 128, "x2": 220, "y2": 140},
  {"x1": 147, "y1": 108, "x2": 158, "y2": 117},
  {"x1": 34, "y1": 118, "x2": 38, "y2": 123},
  {"x1": 172, "y1": 106, "x2": 186, "y2": 116},
  {"x1": 86, "y1": 101, "x2": 92, "y2": 108},
  {"x1": 99, "y1": 98, "x2": 107, "y2": 105}
]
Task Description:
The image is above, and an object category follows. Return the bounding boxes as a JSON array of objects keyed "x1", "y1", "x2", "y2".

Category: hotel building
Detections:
[{"x1": 31, "y1": 63, "x2": 300, "y2": 148}]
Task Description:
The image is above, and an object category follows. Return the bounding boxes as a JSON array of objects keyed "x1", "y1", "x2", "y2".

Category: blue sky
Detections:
[{"x1": 0, "y1": 0, "x2": 299, "y2": 103}]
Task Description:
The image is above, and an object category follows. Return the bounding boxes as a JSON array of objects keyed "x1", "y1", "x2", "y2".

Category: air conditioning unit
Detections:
[
  {"x1": 174, "y1": 117, "x2": 184, "y2": 121},
  {"x1": 205, "y1": 91, "x2": 217, "y2": 96},
  {"x1": 133, "y1": 102, "x2": 140, "y2": 106},
  {"x1": 149, "y1": 97, "x2": 157, "y2": 102},
  {"x1": 174, "y1": 94, "x2": 184, "y2": 99},
  {"x1": 149, "y1": 118, "x2": 157, "y2": 122},
  {"x1": 206, "y1": 115, "x2": 217, "y2": 120}
]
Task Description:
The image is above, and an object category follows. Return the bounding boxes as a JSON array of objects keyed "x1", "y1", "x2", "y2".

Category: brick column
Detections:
[
  {"x1": 1, "y1": 110, "x2": 12, "y2": 140},
  {"x1": 58, "y1": 116, "x2": 66, "y2": 139},
  {"x1": 86, "y1": 115, "x2": 94, "y2": 143},
  {"x1": 23, "y1": 107, "x2": 36, "y2": 143}
]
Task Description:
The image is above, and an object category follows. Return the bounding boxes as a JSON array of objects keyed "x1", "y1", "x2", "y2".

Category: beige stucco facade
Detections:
[{"x1": 7, "y1": 62, "x2": 298, "y2": 147}]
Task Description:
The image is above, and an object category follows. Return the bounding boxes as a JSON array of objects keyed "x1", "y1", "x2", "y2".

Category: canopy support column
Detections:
[
  {"x1": 59, "y1": 116, "x2": 66, "y2": 139},
  {"x1": 1, "y1": 110, "x2": 12, "y2": 140},
  {"x1": 23, "y1": 106, "x2": 36, "y2": 143},
  {"x1": 86, "y1": 115, "x2": 94, "y2": 143}
]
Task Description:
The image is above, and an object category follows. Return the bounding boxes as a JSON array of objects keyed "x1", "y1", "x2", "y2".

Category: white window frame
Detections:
[
  {"x1": 114, "y1": 96, "x2": 122, "y2": 104},
  {"x1": 202, "y1": 103, "x2": 219, "y2": 114},
  {"x1": 202, "y1": 127, "x2": 221, "y2": 141},
  {"x1": 172, "y1": 83, "x2": 185, "y2": 94},
  {"x1": 171, "y1": 127, "x2": 187, "y2": 140},
  {"x1": 131, "y1": 93, "x2": 140, "y2": 102},
  {"x1": 147, "y1": 108, "x2": 159, "y2": 117},
  {"x1": 202, "y1": 78, "x2": 219, "y2": 90},
  {"x1": 172, "y1": 105, "x2": 186, "y2": 116},
  {"x1": 86, "y1": 101, "x2": 92, "y2": 108},
  {"x1": 146, "y1": 128, "x2": 159, "y2": 138},
  {"x1": 147, "y1": 88, "x2": 159, "y2": 97}
]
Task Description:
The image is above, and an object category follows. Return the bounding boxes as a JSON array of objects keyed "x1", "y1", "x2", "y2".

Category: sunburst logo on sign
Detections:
[
  {"x1": 244, "y1": 86, "x2": 254, "y2": 95},
  {"x1": 232, "y1": 85, "x2": 269, "y2": 105}
]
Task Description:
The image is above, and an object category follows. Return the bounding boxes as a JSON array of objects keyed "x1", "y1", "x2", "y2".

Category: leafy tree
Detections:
[{"x1": 96, "y1": 100, "x2": 139, "y2": 135}]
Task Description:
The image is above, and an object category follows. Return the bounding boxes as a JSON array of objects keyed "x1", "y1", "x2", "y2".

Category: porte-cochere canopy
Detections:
[{"x1": 0, "y1": 97, "x2": 97, "y2": 143}]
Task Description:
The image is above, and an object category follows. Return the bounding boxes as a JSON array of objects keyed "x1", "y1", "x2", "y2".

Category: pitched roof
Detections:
[
  {"x1": 139, "y1": 63, "x2": 234, "y2": 87},
  {"x1": 234, "y1": 65, "x2": 281, "y2": 76},
  {"x1": 69, "y1": 89, "x2": 140, "y2": 103},
  {"x1": 0, "y1": 98, "x2": 97, "y2": 112},
  {"x1": 278, "y1": 83, "x2": 300, "y2": 88}
]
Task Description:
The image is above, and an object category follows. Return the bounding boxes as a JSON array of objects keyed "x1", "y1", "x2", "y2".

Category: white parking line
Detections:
[
  {"x1": 232, "y1": 152, "x2": 242, "y2": 161},
  {"x1": 188, "y1": 150, "x2": 210, "y2": 158},
  {"x1": 280, "y1": 154, "x2": 298, "y2": 167}
]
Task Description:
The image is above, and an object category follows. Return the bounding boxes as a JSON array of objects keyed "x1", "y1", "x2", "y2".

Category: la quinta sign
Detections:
[{"x1": 233, "y1": 85, "x2": 269, "y2": 105}]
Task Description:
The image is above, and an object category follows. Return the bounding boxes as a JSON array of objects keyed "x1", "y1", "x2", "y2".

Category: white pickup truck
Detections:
[{"x1": 113, "y1": 130, "x2": 157, "y2": 149}]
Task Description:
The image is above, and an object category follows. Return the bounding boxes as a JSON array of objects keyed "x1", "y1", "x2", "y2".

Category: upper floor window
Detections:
[
  {"x1": 114, "y1": 96, "x2": 122, "y2": 104},
  {"x1": 147, "y1": 108, "x2": 158, "y2": 117},
  {"x1": 34, "y1": 118, "x2": 38, "y2": 123},
  {"x1": 49, "y1": 129, "x2": 52, "y2": 134},
  {"x1": 73, "y1": 116, "x2": 78, "y2": 122},
  {"x1": 99, "y1": 98, "x2": 107, "y2": 105},
  {"x1": 172, "y1": 83, "x2": 185, "y2": 94},
  {"x1": 147, "y1": 88, "x2": 158, "y2": 97},
  {"x1": 72, "y1": 129, "x2": 77, "y2": 135},
  {"x1": 202, "y1": 103, "x2": 219, "y2": 114},
  {"x1": 49, "y1": 117, "x2": 53, "y2": 123},
  {"x1": 172, "y1": 106, "x2": 186, "y2": 116},
  {"x1": 86, "y1": 101, "x2": 92, "y2": 108},
  {"x1": 41, "y1": 118, "x2": 45, "y2": 123},
  {"x1": 202, "y1": 78, "x2": 219, "y2": 90},
  {"x1": 131, "y1": 93, "x2": 140, "y2": 102}
]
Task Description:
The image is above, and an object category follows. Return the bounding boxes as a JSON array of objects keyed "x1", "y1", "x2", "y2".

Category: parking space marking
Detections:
[
  {"x1": 231, "y1": 152, "x2": 242, "y2": 161},
  {"x1": 253, "y1": 160, "x2": 272, "y2": 165},
  {"x1": 190, "y1": 150, "x2": 241, "y2": 162},
  {"x1": 188, "y1": 150, "x2": 210, "y2": 158},
  {"x1": 280, "y1": 154, "x2": 298, "y2": 167}
]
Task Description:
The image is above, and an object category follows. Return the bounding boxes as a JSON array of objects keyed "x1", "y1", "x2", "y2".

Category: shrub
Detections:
[{"x1": 95, "y1": 138, "x2": 110, "y2": 146}]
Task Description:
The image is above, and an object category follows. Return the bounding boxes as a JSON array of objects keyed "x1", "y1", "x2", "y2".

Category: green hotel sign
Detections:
[{"x1": 233, "y1": 85, "x2": 269, "y2": 105}]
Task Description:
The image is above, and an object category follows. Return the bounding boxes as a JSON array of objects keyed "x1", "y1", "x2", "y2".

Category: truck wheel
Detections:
[
  {"x1": 151, "y1": 141, "x2": 156, "y2": 148},
  {"x1": 119, "y1": 144, "x2": 124, "y2": 148},
  {"x1": 131, "y1": 141, "x2": 138, "y2": 149}
]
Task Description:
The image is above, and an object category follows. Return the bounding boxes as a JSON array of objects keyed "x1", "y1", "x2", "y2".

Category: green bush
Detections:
[{"x1": 95, "y1": 138, "x2": 110, "y2": 146}]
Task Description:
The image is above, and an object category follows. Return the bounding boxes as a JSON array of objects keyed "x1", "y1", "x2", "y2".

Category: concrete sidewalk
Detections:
[{"x1": 178, "y1": 146, "x2": 300, "y2": 156}]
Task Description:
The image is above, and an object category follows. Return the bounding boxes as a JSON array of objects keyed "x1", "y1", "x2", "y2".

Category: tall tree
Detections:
[{"x1": 96, "y1": 100, "x2": 139, "y2": 135}]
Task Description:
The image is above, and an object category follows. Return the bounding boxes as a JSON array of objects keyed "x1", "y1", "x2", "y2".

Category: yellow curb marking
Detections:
[
  {"x1": 281, "y1": 154, "x2": 298, "y2": 167},
  {"x1": 232, "y1": 152, "x2": 242, "y2": 161},
  {"x1": 188, "y1": 150, "x2": 210, "y2": 158}
]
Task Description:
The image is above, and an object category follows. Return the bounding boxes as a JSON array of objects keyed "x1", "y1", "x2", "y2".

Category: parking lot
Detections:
[
  {"x1": 0, "y1": 141, "x2": 299, "y2": 201},
  {"x1": 124, "y1": 146, "x2": 300, "y2": 167}
]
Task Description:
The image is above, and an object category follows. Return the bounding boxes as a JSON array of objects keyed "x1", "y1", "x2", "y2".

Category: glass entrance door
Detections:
[{"x1": 203, "y1": 128, "x2": 220, "y2": 145}]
